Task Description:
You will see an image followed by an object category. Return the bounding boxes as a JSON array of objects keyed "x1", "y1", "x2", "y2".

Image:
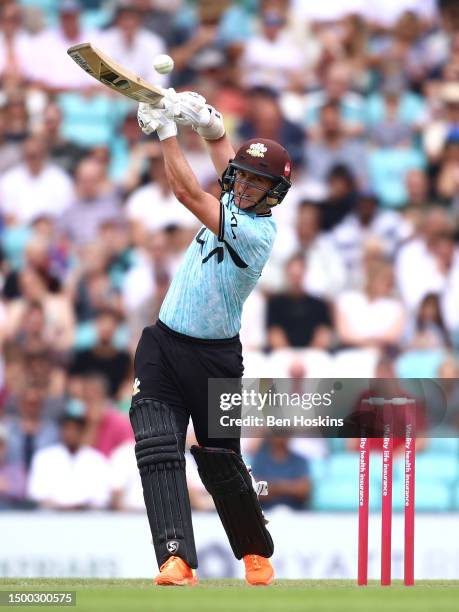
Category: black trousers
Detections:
[{"x1": 132, "y1": 320, "x2": 243, "y2": 454}]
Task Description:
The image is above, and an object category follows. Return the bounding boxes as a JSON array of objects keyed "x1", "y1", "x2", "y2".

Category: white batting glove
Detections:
[
  {"x1": 195, "y1": 104, "x2": 225, "y2": 140},
  {"x1": 137, "y1": 103, "x2": 177, "y2": 141},
  {"x1": 172, "y1": 91, "x2": 207, "y2": 126},
  {"x1": 170, "y1": 91, "x2": 225, "y2": 140}
]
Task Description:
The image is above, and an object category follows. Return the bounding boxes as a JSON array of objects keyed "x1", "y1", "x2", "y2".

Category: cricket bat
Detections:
[{"x1": 67, "y1": 42, "x2": 165, "y2": 104}]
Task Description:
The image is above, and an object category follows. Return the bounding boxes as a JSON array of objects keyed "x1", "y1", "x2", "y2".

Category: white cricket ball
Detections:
[{"x1": 153, "y1": 54, "x2": 174, "y2": 75}]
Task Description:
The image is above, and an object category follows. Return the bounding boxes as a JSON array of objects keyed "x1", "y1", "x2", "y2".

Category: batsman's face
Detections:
[{"x1": 234, "y1": 169, "x2": 274, "y2": 209}]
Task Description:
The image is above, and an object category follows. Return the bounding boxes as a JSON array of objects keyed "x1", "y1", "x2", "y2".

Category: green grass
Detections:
[{"x1": 1, "y1": 579, "x2": 459, "y2": 612}]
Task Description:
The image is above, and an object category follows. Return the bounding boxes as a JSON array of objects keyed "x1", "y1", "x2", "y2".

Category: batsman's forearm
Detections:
[
  {"x1": 159, "y1": 136, "x2": 221, "y2": 235},
  {"x1": 204, "y1": 134, "x2": 236, "y2": 177},
  {"x1": 160, "y1": 137, "x2": 203, "y2": 201}
]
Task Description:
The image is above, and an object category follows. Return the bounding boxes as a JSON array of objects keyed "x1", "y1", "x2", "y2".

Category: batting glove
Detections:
[
  {"x1": 172, "y1": 91, "x2": 225, "y2": 140},
  {"x1": 137, "y1": 103, "x2": 177, "y2": 141},
  {"x1": 172, "y1": 91, "x2": 207, "y2": 126},
  {"x1": 195, "y1": 104, "x2": 225, "y2": 140}
]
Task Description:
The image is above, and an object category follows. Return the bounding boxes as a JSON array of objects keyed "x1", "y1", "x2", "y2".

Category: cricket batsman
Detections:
[{"x1": 130, "y1": 90, "x2": 292, "y2": 586}]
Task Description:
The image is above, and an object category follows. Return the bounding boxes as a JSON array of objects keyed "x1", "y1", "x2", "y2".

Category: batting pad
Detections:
[
  {"x1": 130, "y1": 399, "x2": 198, "y2": 569},
  {"x1": 190, "y1": 445, "x2": 274, "y2": 559}
]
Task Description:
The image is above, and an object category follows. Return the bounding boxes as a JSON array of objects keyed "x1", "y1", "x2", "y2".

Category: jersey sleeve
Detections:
[{"x1": 218, "y1": 202, "x2": 276, "y2": 272}]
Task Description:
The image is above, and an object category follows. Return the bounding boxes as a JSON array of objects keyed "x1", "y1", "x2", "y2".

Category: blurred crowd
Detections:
[{"x1": 0, "y1": 0, "x2": 459, "y2": 513}]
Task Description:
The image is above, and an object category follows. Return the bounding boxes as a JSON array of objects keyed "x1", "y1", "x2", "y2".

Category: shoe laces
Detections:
[{"x1": 246, "y1": 555, "x2": 262, "y2": 570}]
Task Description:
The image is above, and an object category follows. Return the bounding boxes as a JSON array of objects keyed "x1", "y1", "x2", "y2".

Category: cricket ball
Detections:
[{"x1": 153, "y1": 54, "x2": 174, "y2": 75}]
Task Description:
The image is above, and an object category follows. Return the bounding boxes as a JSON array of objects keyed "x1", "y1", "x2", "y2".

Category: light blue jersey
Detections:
[{"x1": 159, "y1": 197, "x2": 276, "y2": 339}]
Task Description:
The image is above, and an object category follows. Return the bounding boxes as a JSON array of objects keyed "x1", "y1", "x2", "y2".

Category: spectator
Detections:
[
  {"x1": 302, "y1": 61, "x2": 365, "y2": 137},
  {"x1": 0, "y1": 422, "x2": 26, "y2": 509},
  {"x1": 168, "y1": 20, "x2": 220, "y2": 89},
  {"x1": 0, "y1": 136, "x2": 74, "y2": 225},
  {"x1": 332, "y1": 191, "x2": 412, "y2": 287},
  {"x1": 237, "y1": 87, "x2": 305, "y2": 166},
  {"x1": 185, "y1": 445, "x2": 214, "y2": 511},
  {"x1": 179, "y1": 128, "x2": 217, "y2": 187},
  {"x1": 321, "y1": 164, "x2": 358, "y2": 231},
  {"x1": 405, "y1": 292, "x2": 452, "y2": 349},
  {"x1": 12, "y1": 302, "x2": 49, "y2": 353},
  {"x1": 69, "y1": 241, "x2": 121, "y2": 322},
  {"x1": 3, "y1": 90, "x2": 30, "y2": 142},
  {"x1": 267, "y1": 255, "x2": 332, "y2": 350},
  {"x1": 2, "y1": 234, "x2": 61, "y2": 301},
  {"x1": 109, "y1": 440, "x2": 143, "y2": 511},
  {"x1": 122, "y1": 231, "x2": 174, "y2": 344},
  {"x1": 4, "y1": 380, "x2": 59, "y2": 473},
  {"x1": 38, "y1": 102, "x2": 88, "y2": 175},
  {"x1": 305, "y1": 102, "x2": 368, "y2": 185},
  {"x1": 130, "y1": 0, "x2": 179, "y2": 47},
  {"x1": 124, "y1": 143, "x2": 197, "y2": 238},
  {"x1": 367, "y1": 77, "x2": 426, "y2": 208},
  {"x1": 335, "y1": 259, "x2": 406, "y2": 349},
  {"x1": 403, "y1": 168, "x2": 434, "y2": 213},
  {"x1": 70, "y1": 308, "x2": 131, "y2": 398},
  {"x1": 110, "y1": 112, "x2": 149, "y2": 188},
  {"x1": 395, "y1": 207, "x2": 455, "y2": 311},
  {"x1": 251, "y1": 435, "x2": 310, "y2": 511},
  {"x1": 59, "y1": 158, "x2": 121, "y2": 246},
  {"x1": 27, "y1": 410, "x2": 110, "y2": 510},
  {"x1": 0, "y1": 106, "x2": 22, "y2": 173},
  {"x1": 432, "y1": 231, "x2": 459, "y2": 339},
  {"x1": 29, "y1": 0, "x2": 100, "y2": 92},
  {"x1": 436, "y1": 131, "x2": 459, "y2": 203},
  {"x1": 0, "y1": 2, "x2": 33, "y2": 90},
  {"x1": 6, "y1": 266, "x2": 75, "y2": 353},
  {"x1": 78, "y1": 373, "x2": 133, "y2": 456},
  {"x1": 271, "y1": 201, "x2": 347, "y2": 298},
  {"x1": 436, "y1": 356, "x2": 459, "y2": 428},
  {"x1": 101, "y1": 3, "x2": 166, "y2": 86},
  {"x1": 423, "y1": 82, "x2": 459, "y2": 163},
  {"x1": 239, "y1": 2, "x2": 304, "y2": 92},
  {"x1": 365, "y1": 71, "x2": 427, "y2": 135}
]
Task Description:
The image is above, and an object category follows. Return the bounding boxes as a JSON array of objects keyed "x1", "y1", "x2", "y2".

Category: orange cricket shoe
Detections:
[
  {"x1": 243, "y1": 555, "x2": 274, "y2": 586},
  {"x1": 154, "y1": 556, "x2": 198, "y2": 586}
]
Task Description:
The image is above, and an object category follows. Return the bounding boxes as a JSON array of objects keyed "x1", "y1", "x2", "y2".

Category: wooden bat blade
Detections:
[{"x1": 67, "y1": 42, "x2": 164, "y2": 104}]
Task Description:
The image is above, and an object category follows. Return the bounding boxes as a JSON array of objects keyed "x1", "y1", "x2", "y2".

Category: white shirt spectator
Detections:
[
  {"x1": 0, "y1": 30, "x2": 34, "y2": 82},
  {"x1": 291, "y1": 0, "x2": 364, "y2": 21},
  {"x1": 27, "y1": 444, "x2": 110, "y2": 509},
  {"x1": 441, "y1": 250, "x2": 459, "y2": 336},
  {"x1": 264, "y1": 224, "x2": 347, "y2": 298},
  {"x1": 272, "y1": 174, "x2": 327, "y2": 232},
  {"x1": 0, "y1": 163, "x2": 74, "y2": 224},
  {"x1": 363, "y1": 0, "x2": 437, "y2": 26},
  {"x1": 332, "y1": 210, "x2": 413, "y2": 287},
  {"x1": 125, "y1": 183, "x2": 197, "y2": 233},
  {"x1": 109, "y1": 441, "x2": 144, "y2": 511},
  {"x1": 395, "y1": 238, "x2": 445, "y2": 312},
  {"x1": 239, "y1": 31, "x2": 303, "y2": 92},
  {"x1": 303, "y1": 235, "x2": 348, "y2": 299},
  {"x1": 100, "y1": 28, "x2": 166, "y2": 87},
  {"x1": 292, "y1": 0, "x2": 436, "y2": 24},
  {"x1": 29, "y1": 28, "x2": 102, "y2": 90},
  {"x1": 121, "y1": 249, "x2": 157, "y2": 313},
  {"x1": 335, "y1": 290, "x2": 405, "y2": 343},
  {"x1": 240, "y1": 288, "x2": 267, "y2": 351}
]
